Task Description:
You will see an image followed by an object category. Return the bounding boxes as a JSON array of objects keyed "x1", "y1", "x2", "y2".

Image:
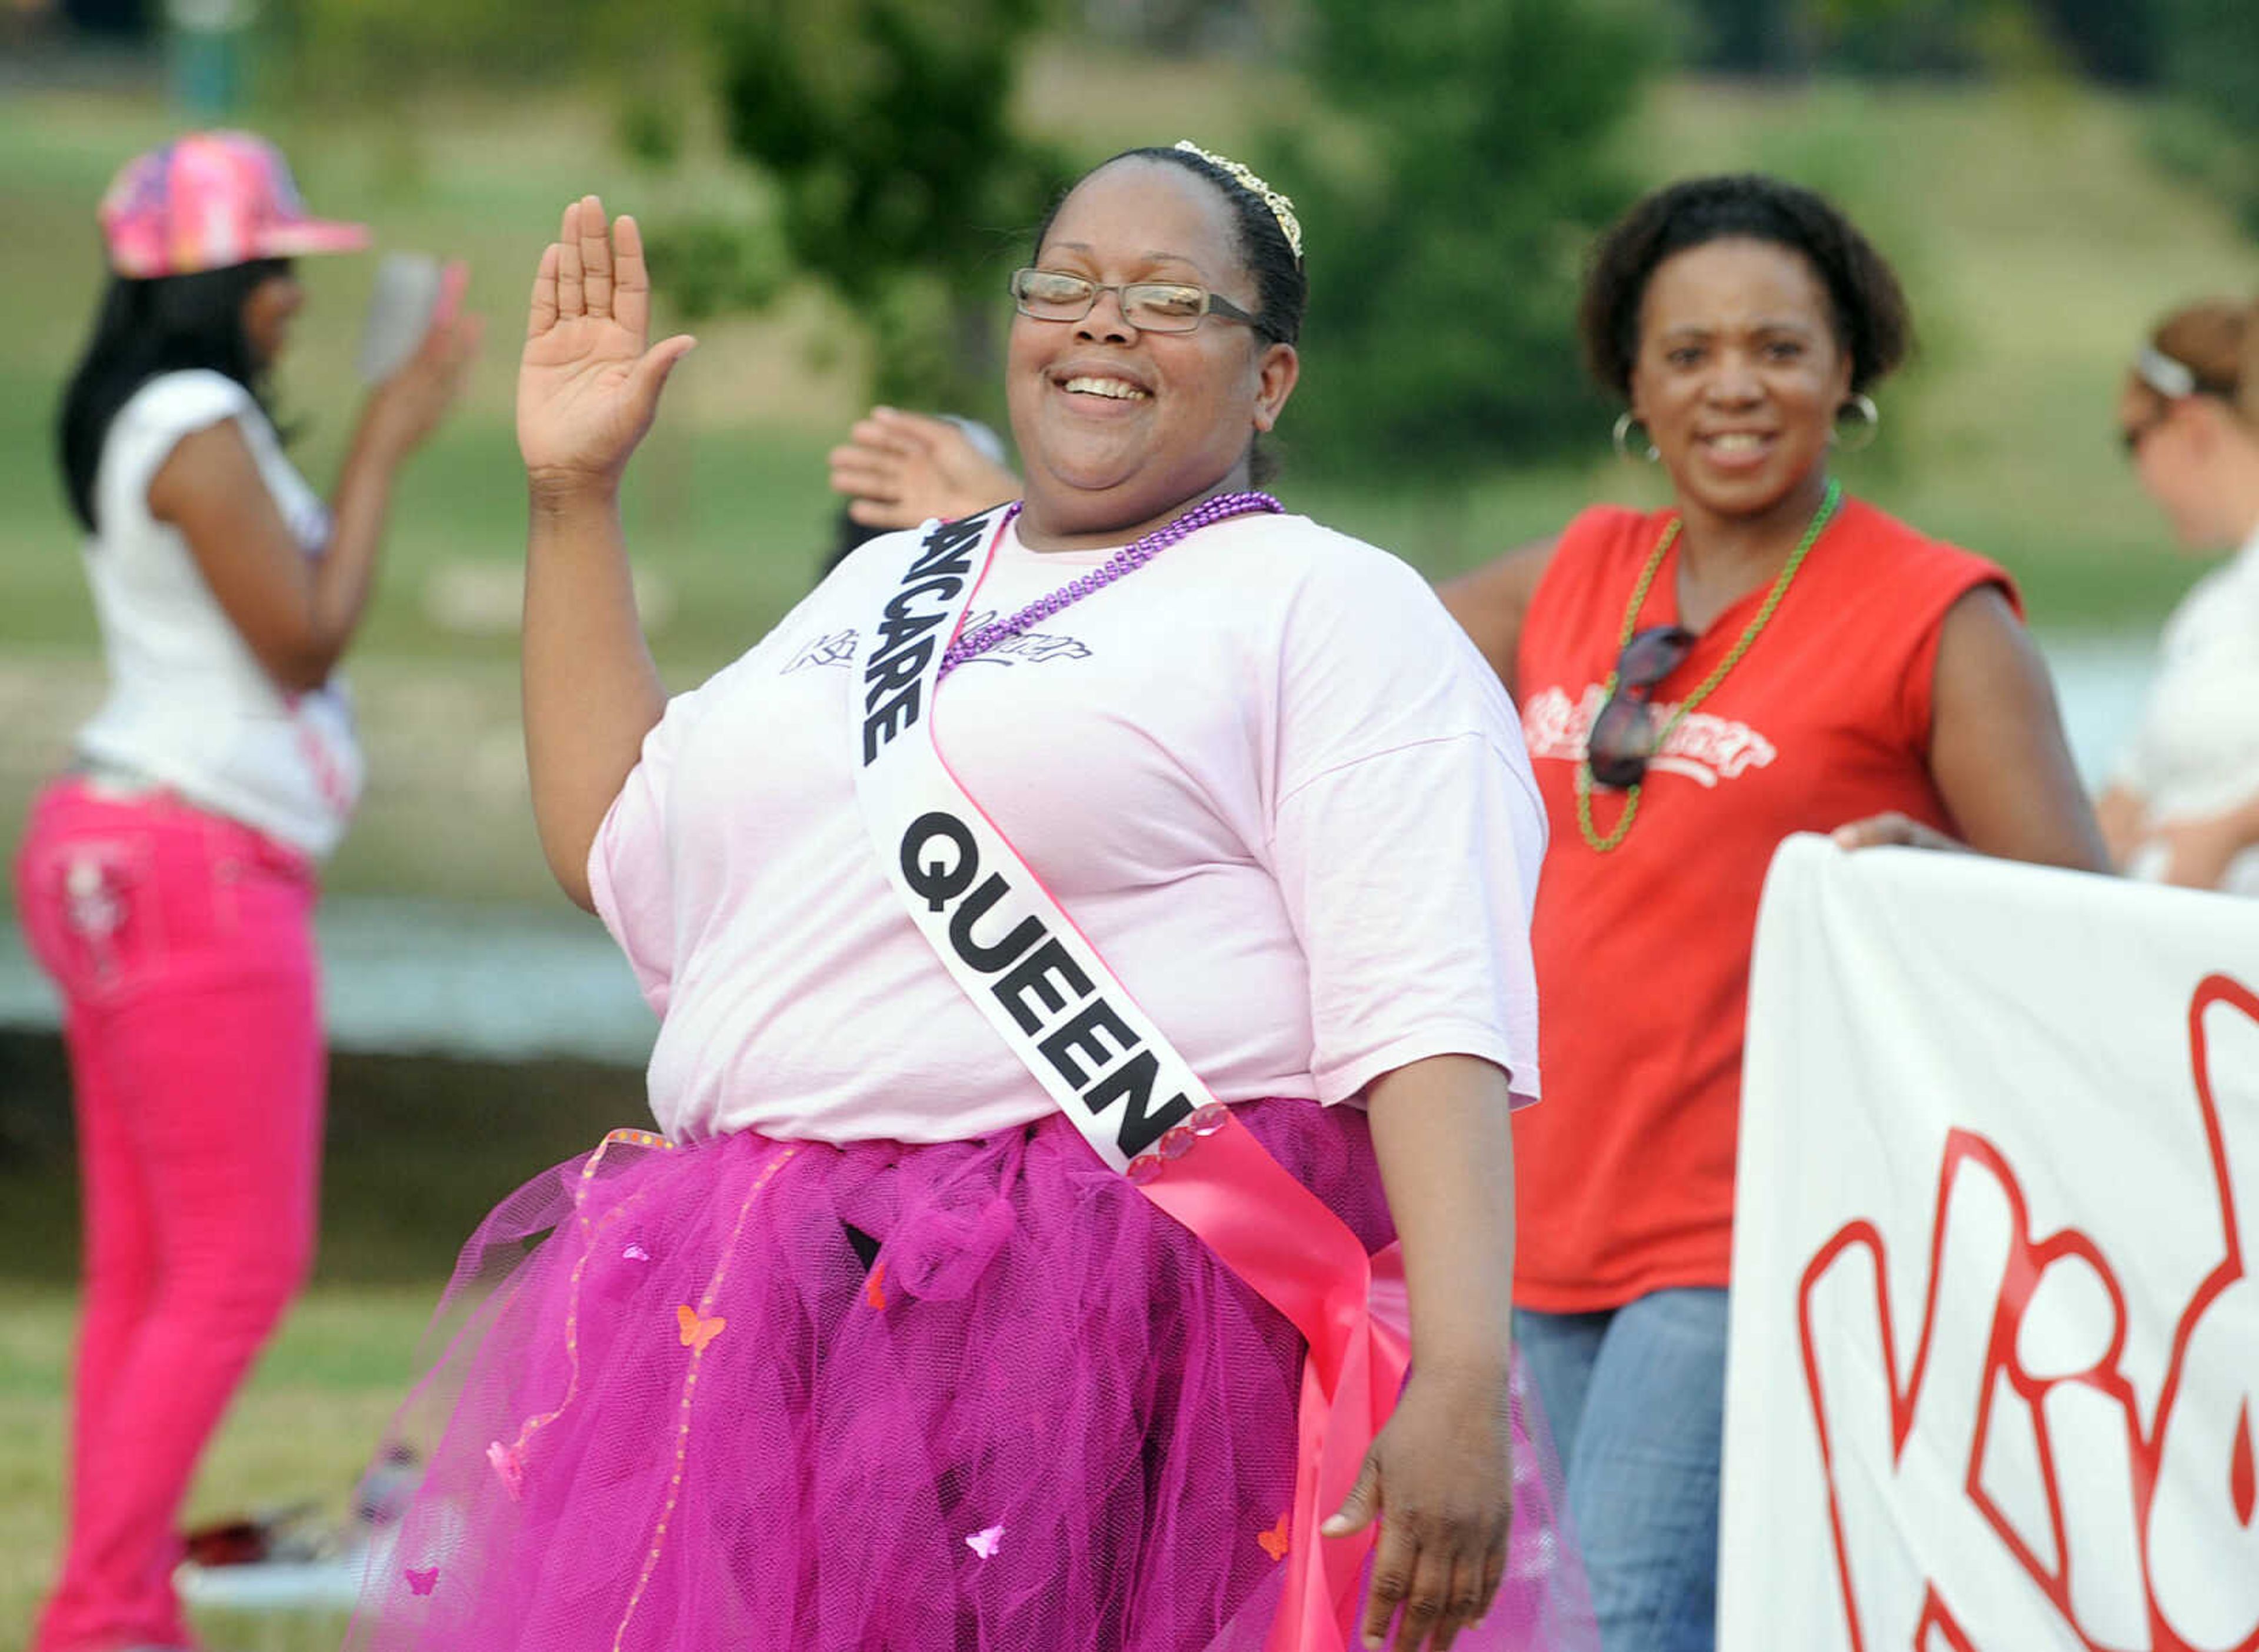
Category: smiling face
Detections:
[
  {"x1": 238, "y1": 264, "x2": 304, "y2": 370},
  {"x1": 1006, "y1": 158, "x2": 1298, "y2": 547},
  {"x1": 1628, "y1": 237, "x2": 1854, "y2": 531}
]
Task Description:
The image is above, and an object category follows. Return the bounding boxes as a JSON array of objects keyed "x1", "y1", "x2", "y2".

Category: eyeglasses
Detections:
[
  {"x1": 1587, "y1": 624, "x2": 1695, "y2": 790},
  {"x1": 1009, "y1": 267, "x2": 1260, "y2": 334},
  {"x1": 2120, "y1": 408, "x2": 2171, "y2": 459}
]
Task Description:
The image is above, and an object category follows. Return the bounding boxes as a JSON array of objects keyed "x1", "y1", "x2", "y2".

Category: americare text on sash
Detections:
[{"x1": 860, "y1": 512, "x2": 995, "y2": 764}]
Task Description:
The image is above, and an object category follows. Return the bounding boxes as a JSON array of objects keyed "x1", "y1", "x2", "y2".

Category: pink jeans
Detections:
[{"x1": 15, "y1": 778, "x2": 325, "y2": 1652}]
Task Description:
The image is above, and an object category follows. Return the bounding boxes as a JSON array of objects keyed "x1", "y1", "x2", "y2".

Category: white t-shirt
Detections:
[
  {"x1": 2116, "y1": 523, "x2": 2259, "y2": 895},
  {"x1": 592, "y1": 512, "x2": 1547, "y2": 1146},
  {"x1": 76, "y1": 370, "x2": 362, "y2": 858}
]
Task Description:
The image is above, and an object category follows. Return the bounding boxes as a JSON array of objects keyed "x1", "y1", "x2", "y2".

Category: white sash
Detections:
[
  {"x1": 850, "y1": 511, "x2": 1454, "y2": 1652},
  {"x1": 852, "y1": 507, "x2": 1221, "y2": 1175}
]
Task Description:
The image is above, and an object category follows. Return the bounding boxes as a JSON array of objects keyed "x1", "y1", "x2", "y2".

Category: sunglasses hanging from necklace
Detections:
[{"x1": 1575, "y1": 477, "x2": 1843, "y2": 854}]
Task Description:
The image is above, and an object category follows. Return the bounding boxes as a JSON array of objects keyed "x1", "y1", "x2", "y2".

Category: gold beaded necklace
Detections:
[{"x1": 1574, "y1": 477, "x2": 1842, "y2": 854}]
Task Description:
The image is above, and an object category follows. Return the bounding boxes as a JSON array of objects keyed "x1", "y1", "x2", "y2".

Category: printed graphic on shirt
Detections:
[
  {"x1": 786, "y1": 630, "x2": 860, "y2": 673},
  {"x1": 291, "y1": 699, "x2": 361, "y2": 818},
  {"x1": 784, "y1": 612, "x2": 1091, "y2": 675},
  {"x1": 286, "y1": 495, "x2": 332, "y2": 555},
  {"x1": 1521, "y1": 683, "x2": 1778, "y2": 789}
]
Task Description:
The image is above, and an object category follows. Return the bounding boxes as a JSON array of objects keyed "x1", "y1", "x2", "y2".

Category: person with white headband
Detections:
[
  {"x1": 2098, "y1": 295, "x2": 2259, "y2": 892},
  {"x1": 345, "y1": 145, "x2": 1594, "y2": 1652}
]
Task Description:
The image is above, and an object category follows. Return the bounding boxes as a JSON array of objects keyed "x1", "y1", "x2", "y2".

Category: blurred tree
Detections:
[
  {"x1": 2030, "y1": 0, "x2": 2157, "y2": 85},
  {"x1": 703, "y1": 0, "x2": 1071, "y2": 410},
  {"x1": 62, "y1": 0, "x2": 150, "y2": 37},
  {"x1": 1079, "y1": 0, "x2": 1271, "y2": 57},
  {"x1": 2155, "y1": 0, "x2": 2259, "y2": 237},
  {"x1": 266, "y1": 0, "x2": 648, "y2": 105},
  {"x1": 1679, "y1": 0, "x2": 1805, "y2": 72},
  {"x1": 264, "y1": 0, "x2": 1069, "y2": 409},
  {"x1": 1275, "y1": 0, "x2": 1651, "y2": 475},
  {"x1": 1813, "y1": 0, "x2": 2010, "y2": 76},
  {"x1": 1675, "y1": 0, "x2": 2158, "y2": 83}
]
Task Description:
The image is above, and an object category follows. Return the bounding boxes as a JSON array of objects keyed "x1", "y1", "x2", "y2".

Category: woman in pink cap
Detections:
[{"x1": 15, "y1": 131, "x2": 478, "y2": 1652}]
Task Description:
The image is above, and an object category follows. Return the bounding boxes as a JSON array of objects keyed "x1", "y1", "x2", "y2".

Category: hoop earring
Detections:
[
  {"x1": 1612, "y1": 412, "x2": 1660, "y2": 464},
  {"x1": 1832, "y1": 393, "x2": 1881, "y2": 454}
]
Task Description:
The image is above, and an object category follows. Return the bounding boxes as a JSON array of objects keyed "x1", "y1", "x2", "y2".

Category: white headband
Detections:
[{"x1": 2135, "y1": 345, "x2": 2199, "y2": 400}]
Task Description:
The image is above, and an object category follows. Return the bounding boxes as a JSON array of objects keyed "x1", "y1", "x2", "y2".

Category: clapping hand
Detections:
[
  {"x1": 519, "y1": 195, "x2": 696, "y2": 498},
  {"x1": 828, "y1": 405, "x2": 1021, "y2": 528},
  {"x1": 364, "y1": 261, "x2": 482, "y2": 458}
]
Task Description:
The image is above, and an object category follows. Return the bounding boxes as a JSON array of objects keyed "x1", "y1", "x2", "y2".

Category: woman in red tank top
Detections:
[{"x1": 1443, "y1": 175, "x2": 2108, "y2": 1652}]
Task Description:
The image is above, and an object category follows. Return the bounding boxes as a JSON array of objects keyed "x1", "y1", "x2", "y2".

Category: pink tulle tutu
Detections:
[{"x1": 346, "y1": 1098, "x2": 1593, "y2": 1651}]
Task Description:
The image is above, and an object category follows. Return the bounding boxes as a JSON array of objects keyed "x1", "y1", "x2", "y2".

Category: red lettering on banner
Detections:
[
  {"x1": 2235, "y1": 1410, "x2": 2255, "y2": 1527},
  {"x1": 1798, "y1": 974, "x2": 2259, "y2": 1652}
]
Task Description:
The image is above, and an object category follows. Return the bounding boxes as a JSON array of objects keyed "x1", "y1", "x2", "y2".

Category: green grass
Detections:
[
  {"x1": 0, "y1": 1284, "x2": 436, "y2": 1652},
  {"x1": 0, "y1": 1034, "x2": 652, "y2": 1651}
]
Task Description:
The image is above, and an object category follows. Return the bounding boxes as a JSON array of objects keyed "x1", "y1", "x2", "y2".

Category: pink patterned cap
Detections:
[{"x1": 98, "y1": 131, "x2": 370, "y2": 279}]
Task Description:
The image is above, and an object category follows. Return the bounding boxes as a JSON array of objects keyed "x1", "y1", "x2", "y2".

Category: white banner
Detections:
[{"x1": 1721, "y1": 834, "x2": 2259, "y2": 1652}]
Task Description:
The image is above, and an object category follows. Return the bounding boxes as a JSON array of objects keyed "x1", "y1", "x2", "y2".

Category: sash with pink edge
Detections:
[{"x1": 854, "y1": 506, "x2": 1410, "y2": 1652}]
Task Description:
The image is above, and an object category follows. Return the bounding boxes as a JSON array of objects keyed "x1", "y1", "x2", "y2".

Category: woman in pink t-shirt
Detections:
[{"x1": 348, "y1": 149, "x2": 1591, "y2": 1652}]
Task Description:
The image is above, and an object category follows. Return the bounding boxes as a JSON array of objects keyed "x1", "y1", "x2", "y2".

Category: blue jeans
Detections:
[{"x1": 1516, "y1": 1288, "x2": 1728, "y2": 1652}]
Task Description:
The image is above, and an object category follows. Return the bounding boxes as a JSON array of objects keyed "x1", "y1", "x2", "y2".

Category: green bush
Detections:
[
  {"x1": 2157, "y1": 0, "x2": 2259, "y2": 237},
  {"x1": 708, "y1": 0, "x2": 1070, "y2": 408},
  {"x1": 1274, "y1": 0, "x2": 1652, "y2": 477}
]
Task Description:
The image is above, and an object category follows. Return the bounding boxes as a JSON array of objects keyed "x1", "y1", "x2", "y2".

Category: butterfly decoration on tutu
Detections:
[
  {"x1": 677, "y1": 1304, "x2": 726, "y2": 1353},
  {"x1": 1257, "y1": 1513, "x2": 1291, "y2": 1562},
  {"x1": 485, "y1": 1440, "x2": 525, "y2": 1501},
  {"x1": 864, "y1": 1261, "x2": 889, "y2": 1311},
  {"x1": 965, "y1": 1524, "x2": 1005, "y2": 1560},
  {"x1": 404, "y1": 1566, "x2": 440, "y2": 1596}
]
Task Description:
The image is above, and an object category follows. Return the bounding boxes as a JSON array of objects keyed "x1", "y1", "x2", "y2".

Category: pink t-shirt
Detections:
[{"x1": 591, "y1": 512, "x2": 1545, "y2": 1145}]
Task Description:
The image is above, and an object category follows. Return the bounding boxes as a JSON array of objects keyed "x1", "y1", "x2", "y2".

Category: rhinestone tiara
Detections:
[{"x1": 1172, "y1": 140, "x2": 1302, "y2": 264}]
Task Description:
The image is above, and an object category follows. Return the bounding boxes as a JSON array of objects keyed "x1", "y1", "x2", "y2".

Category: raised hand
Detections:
[{"x1": 518, "y1": 195, "x2": 696, "y2": 496}]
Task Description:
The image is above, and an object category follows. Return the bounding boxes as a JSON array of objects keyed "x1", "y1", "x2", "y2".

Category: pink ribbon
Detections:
[
  {"x1": 893, "y1": 517, "x2": 1415, "y2": 1645},
  {"x1": 1141, "y1": 1114, "x2": 1410, "y2": 1652}
]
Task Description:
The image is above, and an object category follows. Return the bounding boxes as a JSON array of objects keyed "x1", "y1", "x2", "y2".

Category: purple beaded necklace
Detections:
[{"x1": 937, "y1": 490, "x2": 1284, "y2": 678}]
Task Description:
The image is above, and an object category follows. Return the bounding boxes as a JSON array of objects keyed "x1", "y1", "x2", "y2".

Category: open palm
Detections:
[{"x1": 518, "y1": 195, "x2": 694, "y2": 489}]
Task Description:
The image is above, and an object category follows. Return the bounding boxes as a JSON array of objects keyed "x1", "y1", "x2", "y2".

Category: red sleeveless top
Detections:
[{"x1": 1511, "y1": 495, "x2": 2013, "y2": 1311}]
